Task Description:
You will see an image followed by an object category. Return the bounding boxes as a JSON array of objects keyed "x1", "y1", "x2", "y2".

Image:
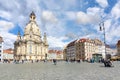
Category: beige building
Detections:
[
  {"x1": 48, "y1": 50, "x2": 63, "y2": 60},
  {"x1": 64, "y1": 38, "x2": 114, "y2": 61},
  {"x1": 76, "y1": 38, "x2": 96, "y2": 61},
  {"x1": 64, "y1": 38, "x2": 105, "y2": 61},
  {"x1": 3, "y1": 48, "x2": 14, "y2": 61},
  {"x1": 93, "y1": 39, "x2": 103, "y2": 54},
  {"x1": 63, "y1": 46, "x2": 67, "y2": 60},
  {"x1": 14, "y1": 11, "x2": 49, "y2": 61},
  {"x1": 117, "y1": 40, "x2": 120, "y2": 56}
]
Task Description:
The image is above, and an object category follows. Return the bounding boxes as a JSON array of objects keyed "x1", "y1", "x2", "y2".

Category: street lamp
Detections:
[
  {"x1": 99, "y1": 22, "x2": 107, "y2": 60},
  {"x1": 45, "y1": 53, "x2": 47, "y2": 61}
]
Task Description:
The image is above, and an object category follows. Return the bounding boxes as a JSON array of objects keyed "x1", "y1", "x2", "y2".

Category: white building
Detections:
[
  {"x1": 0, "y1": 36, "x2": 3, "y2": 62},
  {"x1": 48, "y1": 50, "x2": 63, "y2": 60},
  {"x1": 99, "y1": 45, "x2": 106, "y2": 59},
  {"x1": 3, "y1": 48, "x2": 14, "y2": 61}
]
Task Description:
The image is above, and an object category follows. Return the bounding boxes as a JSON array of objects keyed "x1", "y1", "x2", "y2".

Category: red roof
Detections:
[
  {"x1": 77, "y1": 38, "x2": 90, "y2": 43},
  {"x1": 48, "y1": 50, "x2": 63, "y2": 55},
  {"x1": 67, "y1": 40, "x2": 77, "y2": 47},
  {"x1": 3, "y1": 48, "x2": 14, "y2": 54}
]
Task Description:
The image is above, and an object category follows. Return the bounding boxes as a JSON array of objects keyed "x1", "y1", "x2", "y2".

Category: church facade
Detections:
[{"x1": 14, "y1": 12, "x2": 49, "y2": 61}]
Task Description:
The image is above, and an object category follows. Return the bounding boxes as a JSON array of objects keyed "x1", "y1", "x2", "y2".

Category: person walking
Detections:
[{"x1": 53, "y1": 59, "x2": 57, "y2": 65}]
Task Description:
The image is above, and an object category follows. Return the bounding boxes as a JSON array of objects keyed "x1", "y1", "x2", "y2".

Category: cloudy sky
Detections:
[{"x1": 0, "y1": 0, "x2": 119, "y2": 49}]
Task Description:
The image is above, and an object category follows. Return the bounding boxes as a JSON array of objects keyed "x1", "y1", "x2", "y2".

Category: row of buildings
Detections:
[
  {"x1": 63, "y1": 38, "x2": 117, "y2": 62},
  {"x1": 0, "y1": 47, "x2": 63, "y2": 62}
]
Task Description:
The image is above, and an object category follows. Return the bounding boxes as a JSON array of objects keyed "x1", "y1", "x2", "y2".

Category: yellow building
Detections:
[
  {"x1": 14, "y1": 11, "x2": 49, "y2": 61},
  {"x1": 76, "y1": 38, "x2": 96, "y2": 61}
]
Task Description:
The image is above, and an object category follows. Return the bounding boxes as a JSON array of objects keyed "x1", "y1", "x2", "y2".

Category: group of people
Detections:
[
  {"x1": 3, "y1": 59, "x2": 11, "y2": 63},
  {"x1": 65, "y1": 59, "x2": 81, "y2": 63},
  {"x1": 2, "y1": 58, "x2": 113, "y2": 67},
  {"x1": 103, "y1": 59, "x2": 112, "y2": 67}
]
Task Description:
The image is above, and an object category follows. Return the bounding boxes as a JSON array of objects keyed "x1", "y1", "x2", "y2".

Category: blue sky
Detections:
[{"x1": 0, "y1": 0, "x2": 120, "y2": 49}]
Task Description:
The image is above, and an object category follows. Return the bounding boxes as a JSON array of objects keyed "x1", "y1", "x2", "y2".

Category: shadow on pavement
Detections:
[{"x1": 99, "y1": 65, "x2": 114, "y2": 68}]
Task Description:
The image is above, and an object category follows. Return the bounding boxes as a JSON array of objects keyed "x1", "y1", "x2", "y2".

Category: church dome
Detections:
[
  {"x1": 23, "y1": 11, "x2": 41, "y2": 42},
  {"x1": 24, "y1": 22, "x2": 41, "y2": 37}
]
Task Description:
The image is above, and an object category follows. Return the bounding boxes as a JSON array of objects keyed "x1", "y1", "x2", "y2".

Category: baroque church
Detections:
[{"x1": 14, "y1": 11, "x2": 49, "y2": 61}]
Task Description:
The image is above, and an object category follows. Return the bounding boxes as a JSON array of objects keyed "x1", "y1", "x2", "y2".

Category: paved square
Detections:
[{"x1": 0, "y1": 61, "x2": 120, "y2": 80}]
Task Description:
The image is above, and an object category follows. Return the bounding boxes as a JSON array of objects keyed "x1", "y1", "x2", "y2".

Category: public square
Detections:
[{"x1": 0, "y1": 61, "x2": 120, "y2": 80}]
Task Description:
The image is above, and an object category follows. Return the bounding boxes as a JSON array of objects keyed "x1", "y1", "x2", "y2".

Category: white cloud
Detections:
[
  {"x1": 106, "y1": 26, "x2": 120, "y2": 44},
  {"x1": 48, "y1": 36, "x2": 68, "y2": 48},
  {"x1": 44, "y1": 21, "x2": 65, "y2": 38},
  {"x1": 76, "y1": 11, "x2": 100, "y2": 25},
  {"x1": 41, "y1": 0, "x2": 77, "y2": 11},
  {"x1": 111, "y1": 1, "x2": 120, "y2": 20},
  {"x1": 0, "y1": 20, "x2": 16, "y2": 49},
  {"x1": 65, "y1": 11, "x2": 76, "y2": 20},
  {"x1": 41, "y1": 11, "x2": 58, "y2": 23},
  {"x1": 0, "y1": 31, "x2": 16, "y2": 49},
  {"x1": 104, "y1": 19, "x2": 112, "y2": 32},
  {"x1": 0, "y1": 20, "x2": 14, "y2": 31},
  {"x1": 87, "y1": 7, "x2": 102, "y2": 15},
  {"x1": 0, "y1": 10, "x2": 11, "y2": 20},
  {"x1": 96, "y1": 0, "x2": 108, "y2": 8}
]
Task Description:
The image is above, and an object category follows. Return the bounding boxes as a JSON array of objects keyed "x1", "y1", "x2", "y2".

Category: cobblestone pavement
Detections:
[{"x1": 0, "y1": 61, "x2": 120, "y2": 80}]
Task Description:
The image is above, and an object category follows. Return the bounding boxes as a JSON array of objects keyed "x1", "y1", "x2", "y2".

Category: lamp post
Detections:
[
  {"x1": 99, "y1": 22, "x2": 107, "y2": 60},
  {"x1": 45, "y1": 53, "x2": 47, "y2": 61}
]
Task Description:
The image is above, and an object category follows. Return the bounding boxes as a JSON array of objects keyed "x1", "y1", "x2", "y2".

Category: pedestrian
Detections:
[
  {"x1": 77, "y1": 59, "x2": 80, "y2": 63},
  {"x1": 31, "y1": 60, "x2": 33, "y2": 63},
  {"x1": 65, "y1": 59, "x2": 68, "y2": 63},
  {"x1": 22, "y1": 60, "x2": 24, "y2": 64},
  {"x1": 53, "y1": 59, "x2": 57, "y2": 65}
]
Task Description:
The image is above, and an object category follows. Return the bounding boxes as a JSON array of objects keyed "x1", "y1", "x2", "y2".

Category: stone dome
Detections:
[
  {"x1": 23, "y1": 11, "x2": 41, "y2": 42},
  {"x1": 24, "y1": 22, "x2": 41, "y2": 37}
]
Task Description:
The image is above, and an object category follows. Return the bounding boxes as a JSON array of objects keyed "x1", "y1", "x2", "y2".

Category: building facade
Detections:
[
  {"x1": 0, "y1": 36, "x2": 3, "y2": 61},
  {"x1": 3, "y1": 48, "x2": 14, "y2": 61},
  {"x1": 48, "y1": 50, "x2": 63, "y2": 60},
  {"x1": 76, "y1": 38, "x2": 96, "y2": 61},
  {"x1": 63, "y1": 46, "x2": 67, "y2": 60},
  {"x1": 66, "y1": 40, "x2": 76, "y2": 60},
  {"x1": 14, "y1": 12, "x2": 49, "y2": 61},
  {"x1": 117, "y1": 40, "x2": 120, "y2": 56},
  {"x1": 64, "y1": 38, "x2": 111, "y2": 61}
]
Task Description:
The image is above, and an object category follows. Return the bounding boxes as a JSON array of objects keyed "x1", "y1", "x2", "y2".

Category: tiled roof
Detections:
[
  {"x1": 67, "y1": 40, "x2": 77, "y2": 47},
  {"x1": 48, "y1": 50, "x2": 63, "y2": 54},
  {"x1": 3, "y1": 48, "x2": 14, "y2": 54},
  {"x1": 78, "y1": 38, "x2": 88, "y2": 42}
]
